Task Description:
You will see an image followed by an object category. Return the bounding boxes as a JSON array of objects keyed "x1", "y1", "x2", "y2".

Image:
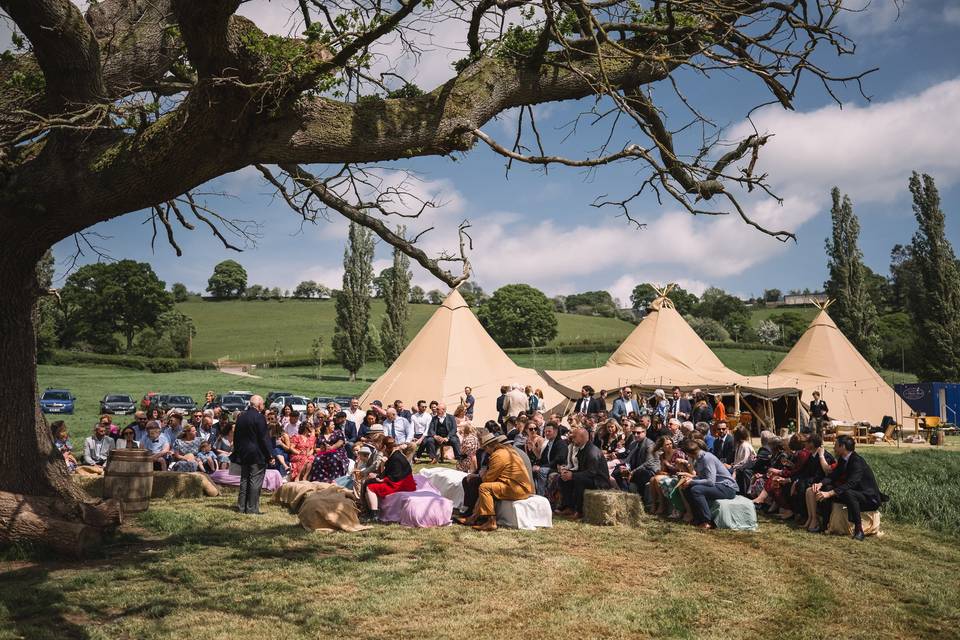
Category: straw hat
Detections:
[
  {"x1": 479, "y1": 432, "x2": 506, "y2": 449},
  {"x1": 367, "y1": 424, "x2": 384, "y2": 435}
]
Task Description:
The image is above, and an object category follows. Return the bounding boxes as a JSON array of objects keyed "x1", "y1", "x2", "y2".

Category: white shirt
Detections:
[
  {"x1": 410, "y1": 411, "x2": 432, "y2": 437},
  {"x1": 385, "y1": 417, "x2": 414, "y2": 444},
  {"x1": 345, "y1": 408, "x2": 365, "y2": 427}
]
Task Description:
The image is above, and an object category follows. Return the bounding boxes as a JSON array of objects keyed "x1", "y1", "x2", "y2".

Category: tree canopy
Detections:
[
  {"x1": 478, "y1": 283, "x2": 558, "y2": 348},
  {"x1": 206, "y1": 260, "x2": 248, "y2": 299}
]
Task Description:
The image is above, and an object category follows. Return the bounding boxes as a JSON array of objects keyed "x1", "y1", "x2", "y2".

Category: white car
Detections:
[{"x1": 271, "y1": 395, "x2": 308, "y2": 414}]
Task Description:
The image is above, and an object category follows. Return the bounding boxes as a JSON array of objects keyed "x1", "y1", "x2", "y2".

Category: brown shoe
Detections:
[
  {"x1": 455, "y1": 514, "x2": 477, "y2": 526},
  {"x1": 472, "y1": 518, "x2": 498, "y2": 532}
]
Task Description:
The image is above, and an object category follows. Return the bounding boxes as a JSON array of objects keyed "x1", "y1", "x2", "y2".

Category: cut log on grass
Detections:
[
  {"x1": 582, "y1": 490, "x2": 645, "y2": 527},
  {"x1": 0, "y1": 491, "x2": 119, "y2": 556}
]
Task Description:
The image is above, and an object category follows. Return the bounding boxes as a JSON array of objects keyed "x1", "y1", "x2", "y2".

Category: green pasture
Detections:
[{"x1": 177, "y1": 299, "x2": 636, "y2": 363}]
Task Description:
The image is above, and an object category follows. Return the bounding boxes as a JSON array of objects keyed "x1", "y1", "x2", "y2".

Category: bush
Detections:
[
  {"x1": 145, "y1": 358, "x2": 181, "y2": 373},
  {"x1": 45, "y1": 350, "x2": 208, "y2": 371},
  {"x1": 686, "y1": 316, "x2": 731, "y2": 342}
]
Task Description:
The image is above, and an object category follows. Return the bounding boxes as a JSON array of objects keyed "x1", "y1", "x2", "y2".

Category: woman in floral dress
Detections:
[
  {"x1": 289, "y1": 422, "x2": 317, "y2": 481},
  {"x1": 309, "y1": 419, "x2": 348, "y2": 482},
  {"x1": 457, "y1": 422, "x2": 479, "y2": 473}
]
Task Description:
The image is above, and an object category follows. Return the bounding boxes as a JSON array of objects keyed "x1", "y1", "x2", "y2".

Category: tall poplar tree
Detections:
[
  {"x1": 905, "y1": 173, "x2": 960, "y2": 380},
  {"x1": 380, "y1": 233, "x2": 412, "y2": 368},
  {"x1": 333, "y1": 223, "x2": 375, "y2": 381},
  {"x1": 824, "y1": 187, "x2": 880, "y2": 364}
]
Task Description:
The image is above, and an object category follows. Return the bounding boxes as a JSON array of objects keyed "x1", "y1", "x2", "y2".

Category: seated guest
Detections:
[
  {"x1": 595, "y1": 418, "x2": 625, "y2": 461},
  {"x1": 618, "y1": 420, "x2": 659, "y2": 498},
  {"x1": 161, "y1": 410, "x2": 184, "y2": 447},
  {"x1": 695, "y1": 421, "x2": 714, "y2": 451},
  {"x1": 334, "y1": 411, "x2": 358, "y2": 458},
  {"x1": 790, "y1": 434, "x2": 835, "y2": 527},
  {"x1": 268, "y1": 418, "x2": 293, "y2": 477},
  {"x1": 83, "y1": 422, "x2": 114, "y2": 467},
  {"x1": 666, "y1": 418, "x2": 684, "y2": 447},
  {"x1": 98, "y1": 414, "x2": 120, "y2": 440},
  {"x1": 51, "y1": 421, "x2": 78, "y2": 473},
  {"x1": 196, "y1": 440, "x2": 219, "y2": 473},
  {"x1": 458, "y1": 422, "x2": 479, "y2": 473},
  {"x1": 357, "y1": 410, "x2": 380, "y2": 441},
  {"x1": 765, "y1": 434, "x2": 810, "y2": 519},
  {"x1": 691, "y1": 393, "x2": 714, "y2": 425},
  {"x1": 811, "y1": 435, "x2": 884, "y2": 540},
  {"x1": 676, "y1": 439, "x2": 738, "y2": 529},
  {"x1": 710, "y1": 421, "x2": 734, "y2": 463},
  {"x1": 143, "y1": 421, "x2": 170, "y2": 470},
  {"x1": 424, "y1": 402, "x2": 461, "y2": 463},
  {"x1": 362, "y1": 436, "x2": 416, "y2": 521},
  {"x1": 128, "y1": 411, "x2": 149, "y2": 443},
  {"x1": 461, "y1": 432, "x2": 535, "y2": 531},
  {"x1": 729, "y1": 426, "x2": 756, "y2": 494},
  {"x1": 197, "y1": 416, "x2": 217, "y2": 444},
  {"x1": 649, "y1": 437, "x2": 688, "y2": 516},
  {"x1": 115, "y1": 426, "x2": 140, "y2": 449},
  {"x1": 213, "y1": 422, "x2": 235, "y2": 470},
  {"x1": 557, "y1": 427, "x2": 610, "y2": 520},
  {"x1": 409, "y1": 401, "x2": 432, "y2": 452},
  {"x1": 533, "y1": 422, "x2": 568, "y2": 497},
  {"x1": 289, "y1": 422, "x2": 317, "y2": 481},
  {"x1": 170, "y1": 424, "x2": 201, "y2": 472},
  {"x1": 309, "y1": 418, "x2": 349, "y2": 482},
  {"x1": 502, "y1": 416, "x2": 520, "y2": 442},
  {"x1": 383, "y1": 407, "x2": 414, "y2": 444},
  {"x1": 460, "y1": 424, "x2": 502, "y2": 517}
]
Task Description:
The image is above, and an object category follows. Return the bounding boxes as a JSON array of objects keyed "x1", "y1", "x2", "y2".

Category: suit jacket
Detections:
[
  {"x1": 341, "y1": 420, "x2": 358, "y2": 443},
  {"x1": 428, "y1": 414, "x2": 460, "y2": 443},
  {"x1": 691, "y1": 402, "x2": 714, "y2": 425},
  {"x1": 231, "y1": 407, "x2": 272, "y2": 466},
  {"x1": 504, "y1": 389, "x2": 528, "y2": 417},
  {"x1": 538, "y1": 436, "x2": 569, "y2": 471},
  {"x1": 83, "y1": 436, "x2": 114, "y2": 465},
  {"x1": 573, "y1": 397, "x2": 603, "y2": 415},
  {"x1": 668, "y1": 398, "x2": 692, "y2": 420},
  {"x1": 710, "y1": 433, "x2": 734, "y2": 464},
  {"x1": 496, "y1": 394, "x2": 507, "y2": 422},
  {"x1": 611, "y1": 397, "x2": 640, "y2": 419},
  {"x1": 624, "y1": 436, "x2": 658, "y2": 473},
  {"x1": 825, "y1": 452, "x2": 881, "y2": 501},
  {"x1": 573, "y1": 442, "x2": 610, "y2": 486}
]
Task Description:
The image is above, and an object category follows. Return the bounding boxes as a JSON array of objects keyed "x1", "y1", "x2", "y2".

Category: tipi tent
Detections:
[
  {"x1": 764, "y1": 304, "x2": 908, "y2": 425},
  {"x1": 544, "y1": 292, "x2": 755, "y2": 404},
  {"x1": 359, "y1": 289, "x2": 562, "y2": 424}
]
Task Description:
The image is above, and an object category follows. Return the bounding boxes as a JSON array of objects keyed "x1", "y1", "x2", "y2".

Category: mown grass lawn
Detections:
[{"x1": 0, "y1": 489, "x2": 957, "y2": 640}]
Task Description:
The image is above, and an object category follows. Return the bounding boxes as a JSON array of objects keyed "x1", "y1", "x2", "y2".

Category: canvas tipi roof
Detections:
[
  {"x1": 544, "y1": 293, "x2": 753, "y2": 401},
  {"x1": 764, "y1": 306, "x2": 908, "y2": 424},
  {"x1": 359, "y1": 289, "x2": 562, "y2": 424}
]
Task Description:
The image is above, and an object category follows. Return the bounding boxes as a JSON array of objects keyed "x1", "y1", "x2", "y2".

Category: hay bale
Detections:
[
  {"x1": 582, "y1": 490, "x2": 644, "y2": 527},
  {"x1": 73, "y1": 474, "x2": 104, "y2": 498},
  {"x1": 827, "y1": 503, "x2": 882, "y2": 536},
  {"x1": 272, "y1": 481, "x2": 336, "y2": 512},
  {"x1": 298, "y1": 487, "x2": 370, "y2": 532},
  {"x1": 150, "y1": 472, "x2": 219, "y2": 498}
]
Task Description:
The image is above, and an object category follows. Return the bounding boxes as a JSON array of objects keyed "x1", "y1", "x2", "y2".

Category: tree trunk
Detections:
[{"x1": 0, "y1": 249, "x2": 121, "y2": 550}]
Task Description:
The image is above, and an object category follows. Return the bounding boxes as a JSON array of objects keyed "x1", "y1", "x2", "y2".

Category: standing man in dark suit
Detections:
[
  {"x1": 574, "y1": 385, "x2": 602, "y2": 415},
  {"x1": 425, "y1": 402, "x2": 461, "y2": 463},
  {"x1": 668, "y1": 386, "x2": 692, "y2": 421},
  {"x1": 813, "y1": 435, "x2": 884, "y2": 540},
  {"x1": 231, "y1": 395, "x2": 273, "y2": 514},
  {"x1": 808, "y1": 391, "x2": 829, "y2": 434},
  {"x1": 557, "y1": 427, "x2": 610, "y2": 520},
  {"x1": 496, "y1": 386, "x2": 509, "y2": 424},
  {"x1": 533, "y1": 422, "x2": 568, "y2": 496}
]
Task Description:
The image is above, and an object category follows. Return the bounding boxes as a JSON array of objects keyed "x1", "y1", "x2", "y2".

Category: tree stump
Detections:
[{"x1": 582, "y1": 490, "x2": 645, "y2": 527}]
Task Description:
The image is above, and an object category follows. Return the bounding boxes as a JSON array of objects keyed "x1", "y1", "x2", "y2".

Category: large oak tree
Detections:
[{"x1": 0, "y1": 0, "x2": 873, "y2": 540}]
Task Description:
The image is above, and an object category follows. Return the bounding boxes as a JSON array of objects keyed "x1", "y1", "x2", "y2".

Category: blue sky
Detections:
[{"x1": 10, "y1": 1, "x2": 960, "y2": 303}]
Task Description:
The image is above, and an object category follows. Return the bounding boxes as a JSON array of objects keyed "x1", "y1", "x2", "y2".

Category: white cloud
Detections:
[
  {"x1": 944, "y1": 5, "x2": 960, "y2": 25},
  {"x1": 837, "y1": 0, "x2": 907, "y2": 36},
  {"x1": 729, "y1": 77, "x2": 960, "y2": 204}
]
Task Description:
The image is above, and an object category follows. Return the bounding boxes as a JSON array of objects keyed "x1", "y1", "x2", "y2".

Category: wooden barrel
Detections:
[{"x1": 103, "y1": 448, "x2": 153, "y2": 513}]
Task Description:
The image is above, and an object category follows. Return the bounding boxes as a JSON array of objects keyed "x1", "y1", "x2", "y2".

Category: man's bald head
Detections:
[{"x1": 249, "y1": 395, "x2": 265, "y2": 410}]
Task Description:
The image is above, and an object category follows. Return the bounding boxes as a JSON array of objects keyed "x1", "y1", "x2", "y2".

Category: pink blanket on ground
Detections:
[{"x1": 210, "y1": 469, "x2": 285, "y2": 492}]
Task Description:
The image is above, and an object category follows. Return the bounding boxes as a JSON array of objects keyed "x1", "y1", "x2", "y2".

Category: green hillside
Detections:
[
  {"x1": 748, "y1": 305, "x2": 818, "y2": 328},
  {"x1": 178, "y1": 299, "x2": 636, "y2": 363}
]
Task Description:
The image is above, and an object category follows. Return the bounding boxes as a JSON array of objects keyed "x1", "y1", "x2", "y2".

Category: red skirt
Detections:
[{"x1": 367, "y1": 473, "x2": 416, "y2": 499}]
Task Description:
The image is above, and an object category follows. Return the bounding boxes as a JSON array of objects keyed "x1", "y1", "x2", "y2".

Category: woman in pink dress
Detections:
[{"x1": 289, "y1": 422, "x2": 317, "y2": 481}]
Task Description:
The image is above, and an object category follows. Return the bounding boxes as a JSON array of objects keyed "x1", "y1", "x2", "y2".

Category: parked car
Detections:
[
  {"x1": 100, "y1": 394, "x2": 137, "y2": 415},
  {"x1": 265, "y1": 391, "x2": 294, "y2": 407},
  {"x1": 216, "y1": 394, "x2": 248, "y2": 413},
  {"x1": 40, "y1": 388, "x2": 75, "y2": 414},
  {"x1": 271, "y1": 395, "x2": 308, "y2": 413},
  {"x1": 311, "y1": 396, "x2": 336, "y2": 407},
  {"x1": 160, "y1": 395, "x2": 197, "y2": 414},
  {"x1": 334, "y1": 396, "x2": 354, "y2": 407}
]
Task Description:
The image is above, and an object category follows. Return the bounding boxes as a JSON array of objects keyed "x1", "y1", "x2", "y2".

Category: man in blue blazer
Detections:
[
  {"x1": 668, "y1": 386, "x2": 692, "y2": 421},
  {"x1": 611, "y1": 386, "x2": 641, "y2": 420},
  {"x1": 425, "y1": 402, "x2": 461, "y2": 462},
  {"x1": 230, "y1": 395, "x2": 273, "y2": 514}
]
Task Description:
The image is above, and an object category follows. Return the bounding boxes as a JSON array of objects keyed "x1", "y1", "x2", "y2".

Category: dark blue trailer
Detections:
[{"x1": 894, "y1": 382, "x2": 960, "y2": 424}]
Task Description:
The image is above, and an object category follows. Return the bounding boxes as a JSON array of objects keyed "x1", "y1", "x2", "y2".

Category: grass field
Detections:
[
  {"x1": 748, "y1": 305, "x2": 819, "y2": 328},
  {"x1": 177, "y1": 299, "x2": 636, "y2": 362},
  {"x1": 1, "y1": 449, "x2": 958, "y2": 640}
]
